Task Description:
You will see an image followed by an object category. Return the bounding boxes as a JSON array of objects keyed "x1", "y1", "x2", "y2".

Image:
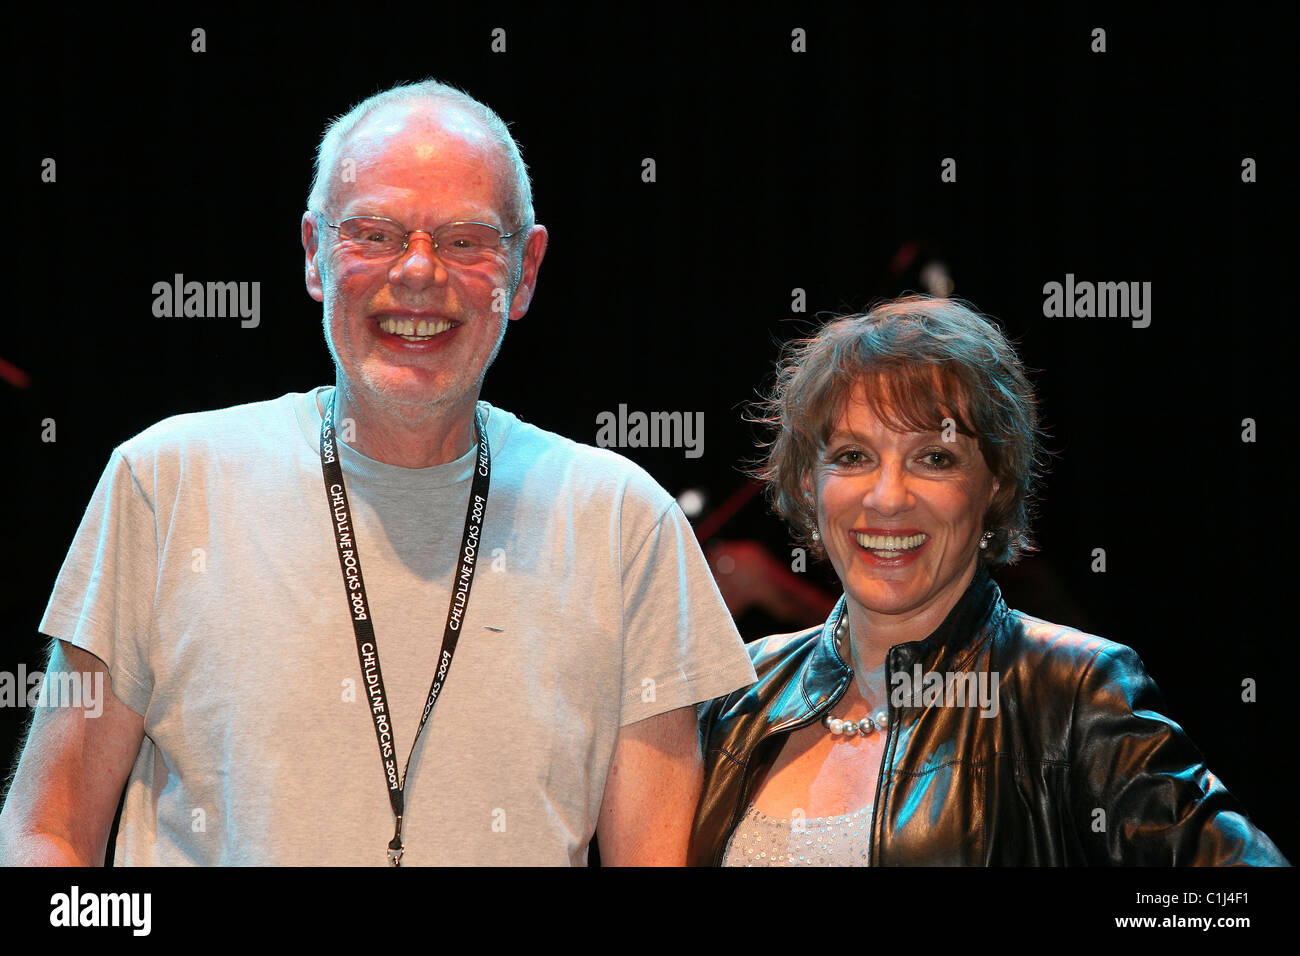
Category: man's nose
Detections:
[{"x1": 389, "y1": 231, "x2": 448, "y2": 287}]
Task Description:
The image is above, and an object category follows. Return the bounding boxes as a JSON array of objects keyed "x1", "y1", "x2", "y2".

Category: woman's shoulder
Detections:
[
  {"x1": 745, "y1": 623, "x2": 828, "y2": 673},
  {"x1": 991, "y1": 606, "x2": 1154, "y2": 690},
  {"x1": 697, "y1": 622, "x2": 829, "y2": 727}
]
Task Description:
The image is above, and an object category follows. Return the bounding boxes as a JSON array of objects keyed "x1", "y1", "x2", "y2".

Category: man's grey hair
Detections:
[{"x1": 306, "y1": 78, "x2": 535, "y2": 232}]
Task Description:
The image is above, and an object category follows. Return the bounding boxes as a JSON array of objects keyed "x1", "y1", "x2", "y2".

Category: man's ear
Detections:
[
  {"x1": 508, "y1": 224, "x2": 548, "y2": 321},
  {"x1": 302, "y1": 212, "x2": 324, "y2": 303}
]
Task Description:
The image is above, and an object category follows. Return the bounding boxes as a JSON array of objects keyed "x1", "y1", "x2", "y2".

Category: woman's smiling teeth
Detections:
[
  {"x1": 378, "y1": 317, "x2": 453, "y2": 340},
  {"x1": 854, "y1": 532, "x2": 928, "y2": 558}
]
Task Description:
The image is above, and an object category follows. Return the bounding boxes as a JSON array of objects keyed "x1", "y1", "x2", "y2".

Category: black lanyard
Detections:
[{"x1": 319, "y1": 390, "x2": 491, "y2": 866}]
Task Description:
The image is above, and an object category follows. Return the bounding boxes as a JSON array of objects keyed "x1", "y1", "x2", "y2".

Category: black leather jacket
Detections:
[{"x1": 690, "y1": 566, "x2": 1289, "y2": 866}]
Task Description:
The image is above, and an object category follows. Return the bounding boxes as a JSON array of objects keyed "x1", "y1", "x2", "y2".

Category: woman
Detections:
[{"x1": 689, "y1": 296, "x2": 1287, "y2": 866}]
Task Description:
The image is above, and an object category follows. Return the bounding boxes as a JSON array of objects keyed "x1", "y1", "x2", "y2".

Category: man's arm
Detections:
[
  {"x1": 0, "y1": 640, "x2": 145, "y2": 865},
  {"x1": 596, "y1": 704, "x2": 702, "y2": 866}
]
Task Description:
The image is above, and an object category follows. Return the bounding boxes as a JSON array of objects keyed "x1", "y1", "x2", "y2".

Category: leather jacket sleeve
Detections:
[{"x1": 1068, "y1": 642, "x2": 1288, "y2": 866}]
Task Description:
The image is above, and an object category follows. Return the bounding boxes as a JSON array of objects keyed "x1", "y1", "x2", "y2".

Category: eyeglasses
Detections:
[{"x1": 316, "y1": 213, "x2": 520, "y2": 265}]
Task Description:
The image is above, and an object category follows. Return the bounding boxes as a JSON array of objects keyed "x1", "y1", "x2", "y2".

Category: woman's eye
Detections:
[
  {"x1": 834, "y1": 449, "x2": 865, "y2": 466},
  {"x1": 921, "y1": 450, "x2": 955, "y2": 468}
]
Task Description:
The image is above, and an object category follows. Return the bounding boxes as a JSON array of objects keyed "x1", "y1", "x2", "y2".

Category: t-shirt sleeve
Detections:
[
  {"x1": 618, "y1": 499, "x2": 756, "y2": 727},
  {"x1": 38, "y1": 447, "x2": 157, "y2": 716}
]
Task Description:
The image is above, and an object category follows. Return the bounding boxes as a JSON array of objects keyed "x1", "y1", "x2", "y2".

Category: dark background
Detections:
[{"x1": 5, "y1": 4, "x2": 1294, "y2": 861}]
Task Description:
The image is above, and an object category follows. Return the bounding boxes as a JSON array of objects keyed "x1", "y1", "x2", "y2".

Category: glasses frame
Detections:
[{"x1": 314, "y1": 211, "x2": 521, "y2": 262}]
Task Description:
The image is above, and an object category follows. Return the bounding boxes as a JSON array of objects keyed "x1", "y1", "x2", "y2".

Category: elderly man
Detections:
[{"x1": 0, "y1": 80, "x2": 755, "y2": 866}]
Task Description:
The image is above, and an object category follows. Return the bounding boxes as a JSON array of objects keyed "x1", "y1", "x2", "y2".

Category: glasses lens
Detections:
[
  {"x1": 434, "y1": 223, "x2": 502, "y2": 263},
  {"x1": 336, "y1": 218, "x2": 405, "y2": 258}
]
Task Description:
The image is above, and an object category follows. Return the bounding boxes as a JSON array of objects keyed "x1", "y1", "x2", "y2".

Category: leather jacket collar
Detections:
[{"x1": 777, "y1": 563, "x2": 1001, "y2": 733}]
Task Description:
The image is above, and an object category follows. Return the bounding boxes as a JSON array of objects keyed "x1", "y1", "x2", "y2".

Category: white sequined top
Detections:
[{"x1": 721, "y1": 803, "x2": 873, "y2": 866}]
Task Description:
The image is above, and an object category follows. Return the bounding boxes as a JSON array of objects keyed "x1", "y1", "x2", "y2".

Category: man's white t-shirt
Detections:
[{"x1": 40, "y1": 387, "x2": 756, "y2": 865}]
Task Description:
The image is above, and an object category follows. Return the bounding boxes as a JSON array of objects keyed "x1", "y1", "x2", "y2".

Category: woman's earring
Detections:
[{"x1": 979, "y1": 530, "x2": 995, "y2": 550}]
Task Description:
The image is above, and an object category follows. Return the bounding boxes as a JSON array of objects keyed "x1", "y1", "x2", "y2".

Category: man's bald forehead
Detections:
[
  {"x1": 306, "y1": 79, "x2": 534, "y2": 231},
  {"x1": 322, "y1": 99, "x2": 512, "y2": 213},
  {"x1": 345, "y1": 99, "x2": 498, "y2": 155}
]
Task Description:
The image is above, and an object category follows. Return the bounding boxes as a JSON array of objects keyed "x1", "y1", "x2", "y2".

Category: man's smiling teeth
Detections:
[
  {"x1": 854, "y1": 532, "x2": 928, "y2": 557},
  {"x1": 378, "y1": 317, "x2": 453, "y2": 339}
]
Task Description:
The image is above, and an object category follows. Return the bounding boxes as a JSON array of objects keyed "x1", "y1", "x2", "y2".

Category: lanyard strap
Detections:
[{"x1": 319, "y1": 390, "x2": 491, "y2": 866}]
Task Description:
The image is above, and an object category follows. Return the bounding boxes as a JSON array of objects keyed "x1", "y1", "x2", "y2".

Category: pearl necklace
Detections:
[{"x1": 822, "y1": 615, "x2": 889, "y2": 738}]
